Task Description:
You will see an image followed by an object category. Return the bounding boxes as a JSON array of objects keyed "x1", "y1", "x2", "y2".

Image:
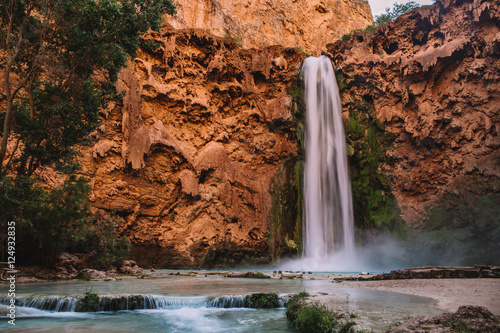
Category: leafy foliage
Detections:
[
  {"x1": 0, "y1": 174, "x2": 92, "y2": 265},
  {"x1": 402, "y1": 192, "x2": 500, "y2": 266},
  {"x1": 0, "y1": 175, "x2": 131, "y2": 267},
  {"x1": 248, "y1": 293, "x2": 280, "y2": 308},
  {"x1": 1, "y1": 0, "x2": 177, "y2": 176},
  {"x1": 69, "y1": 213, "x2": 131, "y2": 269},
  {"x1": 78, "y1": 287, "x2": 100, "y2": 312},
  {"x1": 0, "y1": 0, "x2": 175, "y2": 267},
  {"x1": 340, "y1": 1, "x2": 420, "y2": 41},
  {"x1": 375, "y1": 1, "x2": 421, "y2": 27},
  {"x1": 75, "y1": 271, "x2": 91, "y2": 281},
  {"x1": 286, "y1": 293, "x2": 364, "y2": 333}
]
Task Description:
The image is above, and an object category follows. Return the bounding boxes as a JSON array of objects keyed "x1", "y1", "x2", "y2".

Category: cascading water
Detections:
[
  {"x1": 301, "y1": 56, "x2": 355, "y2": 268},
  {"x1": 0, "y1": 294, "x2": 289, "y2": 312}
]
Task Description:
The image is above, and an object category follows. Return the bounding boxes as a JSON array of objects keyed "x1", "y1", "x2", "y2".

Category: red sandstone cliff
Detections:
[
  {"x1": 328, "y1": 0, "x2": 500, "y2": 222},
  {"x1": 2, "y1": 0, "x2": 498, "y2": 268},
  {"x1": 80, "y1": 28, "x2": 305, "y2": 267},
  {"x1": 166, "y1": 0, "x2": 373, "y2": 54}
]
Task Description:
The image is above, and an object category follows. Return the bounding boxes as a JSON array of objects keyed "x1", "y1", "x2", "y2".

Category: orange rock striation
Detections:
[
  {"x1": 328, "y1": 0, "x2": 500, "y2": 221},
  {"x1": 81, "y1": 27, "x2": 305, "y2": 267},
  {"x1": 166, "y1": 0, "x2": 373, "y2": 54}
]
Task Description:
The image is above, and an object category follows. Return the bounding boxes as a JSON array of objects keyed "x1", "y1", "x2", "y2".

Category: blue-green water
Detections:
[{"x1": 0, "y1": 271, "x2": 443, "y2": 332}]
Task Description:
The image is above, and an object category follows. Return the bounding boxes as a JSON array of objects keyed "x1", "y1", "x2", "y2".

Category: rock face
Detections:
[
  {"x1": 81, "y1": 26, "x2": 305, "y2": 268},
  {"x1": 328, "y1": 0, "x2": 500, "y2": 221},
  {"x1": 166, "y1": 0, "x2": 373, "y2": 54},
  {"x1": 337, "y1": 265, "x2": 500, "y2": 281},
  {"x1": 386, "y1": 305, "x2": 500, "y2": 333}
]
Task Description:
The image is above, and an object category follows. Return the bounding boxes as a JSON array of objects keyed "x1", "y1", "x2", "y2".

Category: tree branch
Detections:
[{"x1": 0, "y1": 4, "x2": 33, "y2": 174}]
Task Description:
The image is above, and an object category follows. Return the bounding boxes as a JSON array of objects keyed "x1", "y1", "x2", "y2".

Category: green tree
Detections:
[
  {"x1": 0, "y1": 0, "x2": 176, "y2": 265},
  {"x1": 0, "y1": 0, "x2": 176, "y2": 176},
  {"x1": 375, "y1": 1, "x2": 420, "y2": 26}
]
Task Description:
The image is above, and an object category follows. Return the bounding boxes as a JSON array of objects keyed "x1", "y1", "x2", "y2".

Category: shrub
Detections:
[
  {"x1": 375, "y1": 1, "x2": 421, "y2": 26},
  {"x1": 76, "y1": 272, "x2": 91, "y2": 281},
  {"x1": 285, "y1": 292, "x2": 366, "y2": 333},
  {"x1": 248, "y1": 293, "x2": 280, "y2": 308},
  {"x1": 70, "y1": 213, "x2": 131, "y2": 270},
  {"x1": 0, "y1": 174, "x2": 93, "y2": 266},
  {"x1": 1, "y1": 174, "x2": 131, "y2": 269},
  {"x1": 401, "y1": 192, "x2": 500, "y2": 266},
  {"x1": 77, "y1": 287, "x2": 99, "y2": 312}
]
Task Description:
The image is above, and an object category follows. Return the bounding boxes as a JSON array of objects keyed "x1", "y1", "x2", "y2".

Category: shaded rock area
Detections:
[
  {"x1": 79, "y1": 26, "x2": 306, "y2": 268},
  {"x1": 386, "y1": 305, "x2": 500, "y2": 333},
  {"x1": 336, "y1": 265, "x2": 500, "y2": 281},
  {"x1": 166, "y1": 0, "x2": 373, "y2": 54},
  {"x1": 12, "y1": 255, "x2": 145, "y2": 282},
  {"x1": 226, "y1": 271, "x2": 270, "y2": 278},
  {"x1": 328, "y1": 0, "x2": 500, "y2": 222},
  {"x1": 118, "y1": 260, "x2": 144, "y2": 275}
]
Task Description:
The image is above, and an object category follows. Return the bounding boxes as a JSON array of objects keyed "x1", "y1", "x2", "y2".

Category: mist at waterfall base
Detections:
[
  {"x1": 275, "y1": 56, "x2": 469, "y2": 273},
  {"x1": 276, "y1": 232, "x2": 472, "y2": 273}
]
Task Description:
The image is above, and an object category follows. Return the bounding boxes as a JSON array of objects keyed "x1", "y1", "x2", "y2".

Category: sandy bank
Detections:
[{"x1": 342, "y1": 278, "x2": 500, "y2": 316}]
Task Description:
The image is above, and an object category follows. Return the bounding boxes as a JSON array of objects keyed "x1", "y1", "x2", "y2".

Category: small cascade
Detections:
[
  {"x1": 0, "y1": 294, "x2": 290, "y2": 312},
  {"x1": 1, "y1": 296, "x2": 79, "y2": 312},
  {"x1": 301, "y1": 55, "x2": 355, "y2": 266},
  {"x1": 207, "y1": 295, "x2": 247, "y2": 308}
]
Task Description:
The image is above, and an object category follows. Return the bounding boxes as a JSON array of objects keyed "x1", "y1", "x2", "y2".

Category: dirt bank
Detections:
[{"x1": 342, "y1": 278, "x2": 500, "y2": 316}]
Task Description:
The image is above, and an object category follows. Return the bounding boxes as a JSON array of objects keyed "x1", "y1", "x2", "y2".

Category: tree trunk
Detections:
[
  {"x1": 0, "y1": 69, "x2": 14, "y2": 175},
  {"x1": 28, "y1": 78, "x2": 35, "y2": 121},
  {"x1": 0, "y1": 4, "x2": 30, "y2": 174}
]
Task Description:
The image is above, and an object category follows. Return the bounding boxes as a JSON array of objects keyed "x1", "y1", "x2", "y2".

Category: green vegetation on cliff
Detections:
[
  {"x1": 407, "y1": 192, "x2": 500, "y2": 266},
  {"x1": 374, "y1": 1, "x2": 421, "y2": 26},
  {"x1": 336, "y1": 70, "x2": 403, "y2": 235},
  {"x1": 341, "y1": 1, "x2": 421, "y2": 41},
  {"x1": 270, "y1": 156, "x2": 303, "y2": 261},
  {"x1": 268, "y1": 73, "x2": 306, "y2": 262}
]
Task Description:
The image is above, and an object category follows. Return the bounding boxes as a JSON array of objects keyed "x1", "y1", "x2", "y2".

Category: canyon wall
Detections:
[
  {"x1": 80, "y1": 27, "x2": 305, "y2": 268},
  {"x1": 328, "y1": 0, "x2": 500, "y2": 222},
  {"x1": 5, "y1": 0, "x2": 497, "y2": 267},
  {"x1": 83, "y1": 0, "x2": 499, "y2": 266},
  {"x1": 165, "y1": 0, "x2": 373, "y2": 54}
]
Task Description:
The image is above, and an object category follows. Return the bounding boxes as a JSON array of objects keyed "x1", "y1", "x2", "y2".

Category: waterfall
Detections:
[{"x1": 301, "y1": 56, "x2": 355, "y2": 267}]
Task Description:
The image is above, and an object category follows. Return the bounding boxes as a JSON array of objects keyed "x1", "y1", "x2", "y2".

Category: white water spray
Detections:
[{"x1": 301, "y1": 56, "x2": 355, "y2": 270}]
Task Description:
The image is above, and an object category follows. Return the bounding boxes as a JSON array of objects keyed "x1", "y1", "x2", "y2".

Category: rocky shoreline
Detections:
[
  {"x1": 334, "y1": 265, "x2": 500, "y2": 281},
  {"x1": 385, "y1": 305, "x2": 500, "y2": 333},
  {"x1": 5, "y1": 263, "x2": 500, "y2": 284}
]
